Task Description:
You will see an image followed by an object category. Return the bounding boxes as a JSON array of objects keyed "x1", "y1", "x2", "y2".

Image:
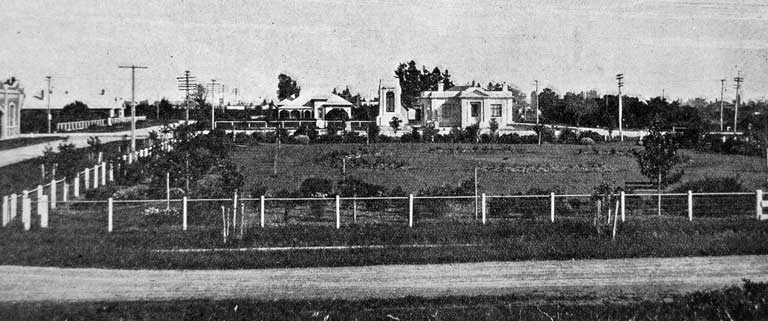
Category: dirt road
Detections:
[{"x1": 1, "y1": 255, "x2": 766, "y2": 302}]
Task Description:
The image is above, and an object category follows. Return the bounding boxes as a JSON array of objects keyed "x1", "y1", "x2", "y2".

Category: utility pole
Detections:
[
  {"x1": 45, "y1": 76, "x2": 52, "y2": 133},
  {"x1": 733, "y1": 72, "x2": 743, "y2": 133},
  {"x1": 176, "y1": 70, "x2": 197, "y2": 124},
  {"x1": 119, "y1": 65, "x2": 148, "y2": 152},
  {"x1": 720, "y1": 79, "x2": 726, "y2": 131},
  {"x1": 207, "y1": 79, "x2": 220, "y2": 130},
  {"x1": 616, "y1": 74, "x2": 624, "y2": 142},
  {"x1": 533, "y1": 80, "x2": 539, "y2": 125}
]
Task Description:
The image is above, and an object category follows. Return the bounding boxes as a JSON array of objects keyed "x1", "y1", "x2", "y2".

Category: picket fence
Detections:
[
  {"x1": 0, "y1": 139, "x2": 175, "y2": 230},
  {"x1": 56, "y1": 116, "x2": 147, "y2": 132}
]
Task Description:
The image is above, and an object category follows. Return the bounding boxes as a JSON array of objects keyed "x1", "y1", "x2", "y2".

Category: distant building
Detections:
[
  {"x1": 418, "y1": 83, "x2": 517, "y2": 131},
  {"x1": 276, "y1": 92, "x2": 354, "y2": 123},
  {"x1": 0, "y1": 78, "x2": 25, "y2": 140},
  {"x1": 24, "y1": 88, "x2": 124, "y2": 118}
]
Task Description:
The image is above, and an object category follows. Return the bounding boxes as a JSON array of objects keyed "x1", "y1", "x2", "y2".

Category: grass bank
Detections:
[
  {"x1": 1, "y1": 217, "x2": 767, "y2": 269},
  {"x1": 0, "y1": 136, "x2": 65, "y2": 151},
  {"x1": 2, "y1": 280, "x2": 766, "y2": 320}
]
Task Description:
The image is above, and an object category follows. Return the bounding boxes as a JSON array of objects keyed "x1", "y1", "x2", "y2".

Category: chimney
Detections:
[
  {"x1": 437, "y1": 82, "x2": 444, "y2": 92},
  {"x1": 501, "y1": 82, "x2": 507, "y2": 91}
]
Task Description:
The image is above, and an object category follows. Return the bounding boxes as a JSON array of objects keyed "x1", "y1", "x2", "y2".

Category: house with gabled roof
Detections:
[
  {"x1": 276, "y1": 91, "x2": 354, "y2": 127},
  {"x1": 418, "y1": 83, "x2": 516, "y2": 131}
]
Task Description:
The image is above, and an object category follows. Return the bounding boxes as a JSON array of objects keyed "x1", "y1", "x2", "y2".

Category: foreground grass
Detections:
[
  {"x1": 0, "y1": 136, "x2": 66, "y2": 151},
  {"x1": 2, "y1": 280, "x2": 767, "y2": 320},
  {"x1": 1, "y1": 217, "x2": 767, "y2": 269}
]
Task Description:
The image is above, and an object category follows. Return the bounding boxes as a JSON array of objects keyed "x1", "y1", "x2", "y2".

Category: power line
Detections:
[{"x1": 177, "y1": 70, "x2": 197, "y2": 124}]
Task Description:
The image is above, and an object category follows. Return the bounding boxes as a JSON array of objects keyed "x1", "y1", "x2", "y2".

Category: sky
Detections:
[{"x1": 2, "y1": 0, "x2": 768, "y2": 106}]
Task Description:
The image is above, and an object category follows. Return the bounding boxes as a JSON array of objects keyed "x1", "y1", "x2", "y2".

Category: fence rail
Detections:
[
  {"x1": 55, "y1": 116, "x2": 147, "y2": 132},
  {"x1": 3, "y1": 189, "x2": 766, "y2": 233}
]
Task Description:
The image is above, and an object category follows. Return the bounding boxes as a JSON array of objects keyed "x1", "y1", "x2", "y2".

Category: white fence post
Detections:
[
  {"x1": 36, "y1": 186, "x2": 44, "y2": 217},
  {"x1": 687, "y1": 190, "x2": 693, "y2": 221},
  {"x1": 757, "y1": 190, "x2": 764, "y2": 220},
  {"x1": 84, "y1": 169, "x2": 90, "y2": 190},
  {"x1": 182, "y1": 196, "x2": 188, "y2": 231},
  {"x1": 481, "y1": 193, "x2": 487, "y2": 225},
  {"x1": 92, "y1": 165, "x2": 99, "y2": 189},
  {"x1": 620, "y1": 191, "x2": 626, "y2": 222},
  {"x1": 50, "y1": 179, "x2": 57, "y2": 209},
  {"x1": 407, "y1": 194, "x2": 413, "y2": 227},
  {"x1": 62, "y1": 182, "x2": 68, "y2": 203},
  {"x1": 108, "y1": 162, "x2": 114, "y2": 182},
  {"x1": 2, "y1": 196, "x2": 8, "y2": 227},
  {"x1": 260, "y1": 195, "x2": 265, "y2": 228},
  {"x1": 21, "y1": 191, "x2": 30, "y2": 231},
  {"x1": 101, "y1": 162, "x2": 107, "y2": 186},
  {"x1": 73, "y1": 175, "x2": 80, "y2": 197},
  {"x1": 40, "y1": 194, "x2": 48, "y2": 228},
  {"x1": 9, "y1": 193, "x2": 17, "y2": 220},
  {"x1": 550, "y1": 192, "x2": 555, "y2": 223},
  {"x1": 335, "y1": 195, "x2": 341, "y2": 229},
  {"x1": 107, "y1": 197, "x2": 113, "y2": 232}
]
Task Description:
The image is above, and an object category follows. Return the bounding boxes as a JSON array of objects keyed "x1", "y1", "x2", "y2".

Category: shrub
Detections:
[
  {"x1": 558, "y1": 128, "x2": 579, "y2": 144},
  {"x1": 579, "y1": 137, "x2": 595, "y2": 145},
  {"x1": 293, "y1": 135, "x2": 310, "y2": 144},
  {"x1": 672, "y1": 176, "x2": 746, "y2": 193},
  {"x1": 578, "y1": 130, "x2": 604, "y2": 143}
]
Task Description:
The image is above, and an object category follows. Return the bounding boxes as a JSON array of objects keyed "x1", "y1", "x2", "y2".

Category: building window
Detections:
[
  {"x1": 470, "y1": 102, "x2": 481, "y2": 117},
  {"x1": 491, "y1": 104, "x2": 502, "y2": 117},
  {"x1": 8, "y1": 103, "x2": 16, "y2": 126},
  {"x1": 386, "y1": 92, "x2": 395, "y2": 112}
]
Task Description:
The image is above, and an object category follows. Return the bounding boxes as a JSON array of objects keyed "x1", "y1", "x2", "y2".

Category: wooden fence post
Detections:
[
  {"x1": 260, "y1": 195, "x2": 265, "y2": 228},
  {"x1": 687, "y1": 190, "x2": 693, "y2": 221},
  {"x1": 408, "y1": 194, "x2": 414, "y2": 228},
  {"x1": 108, "y1": 197, "x2": 113, "y2": 232},
  {"x1": 62, "y1": 182, "x2": 68, "y2": 203},
  {"x1": 757, "y1": 190, "x2": 764, "y2": 220},
  {"x1": 92, "y1": 165, "x2": 99, "y2": 189},
  {"x1": 336, "y1": 195, "x2": 341, "y2": 229},
  {"x1": 36, "y1": 186, "x2": 45, "y2": 217},
  {"x1": 182, "y1": 196, "x2": 188, "y2": 231},
  {"x1": 550, "y1": 192, "x2": 555, "y2": 223},
  {"x1": 84, "y1": 169, "x2": 90, "y2": 190},
  {"x1": 620, "y1": 191, "x2": 626, "y2": 222},
  {"x1": 9, "y1": 193, "x2": 17, "y2": 220},
  {"x1": 73, "y1": 175, "x2": 80, "y2": 197},
  {"x1": 481, "y1": 193, "x2": 487, "y2": 225},
  {"x1": 2, "y1": 196, "x2": 8, "y2": 227},
  {"x1": 108, "y1": 162, "x2": 114, "y2": 182},
  {"x1": 21, "y1": 191, "x2": 30, "y2": 231},
  {"x1": 101, "y1": 162, "x2": 107, "y2": 186},
  {"x1": 40, "y1": 194, "x2": 48, "y2": 228},
  {"x1": 50, "y1": 179, "x2": 57, "y2": 209}
]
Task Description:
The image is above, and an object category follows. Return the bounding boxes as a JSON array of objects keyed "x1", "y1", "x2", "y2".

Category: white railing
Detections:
[
  {"x1": 109, "y1": 116, "x2": 146, "y2": 125},
  {"x1": 55, "y1": 116, "x2": 147, "y2": 132},
  {"x1": 56, "y1": 119, "x2": 107, "y2": 132}
]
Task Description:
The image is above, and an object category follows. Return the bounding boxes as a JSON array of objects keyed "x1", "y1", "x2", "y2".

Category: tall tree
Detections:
[
  {"x1": 394, "y1": 61, "x2": 454, "y2": 109},
  {"x1": 633, "y1": 120, "x2": 682, "y2": 215},
  {"x1": 277, "y1": 73, "x2": 301, "y2": 100}
]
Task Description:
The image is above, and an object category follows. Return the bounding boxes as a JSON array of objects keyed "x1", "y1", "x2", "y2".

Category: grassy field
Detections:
[
  {"x1": 233, "y1": 142, "x2": 767, "y2": 195},
  {"x1": 0, "y1": 136, "x2": 66, "y2": 151},
  {"x1": 2, "y1": 280, "x2": 766, "y2": 320}
]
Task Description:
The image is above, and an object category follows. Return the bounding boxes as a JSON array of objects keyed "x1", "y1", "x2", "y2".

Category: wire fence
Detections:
[{"x1": 3, "y1": 191, "x2": 764, "y2": 233}]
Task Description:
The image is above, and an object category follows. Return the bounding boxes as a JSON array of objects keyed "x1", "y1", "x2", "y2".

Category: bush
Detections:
[
  {"x1": 533, "y1": 125, "x2": 555, "y2": 143},
  {"x1": 672, "y1": 176, "x2": 746, "y2": 193},
  {"x1": 579, "y1": 137, "x2": 595, "y2": 145},
  {"x1": 293, "y1": 135, "x2": 310, "y2": 144},
  {"x1": 558, "y1": 128, "x2": 579, "y2": 144},
  {"x1": 578, "y1": 130, "x2": 604, "y2": 143}
]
